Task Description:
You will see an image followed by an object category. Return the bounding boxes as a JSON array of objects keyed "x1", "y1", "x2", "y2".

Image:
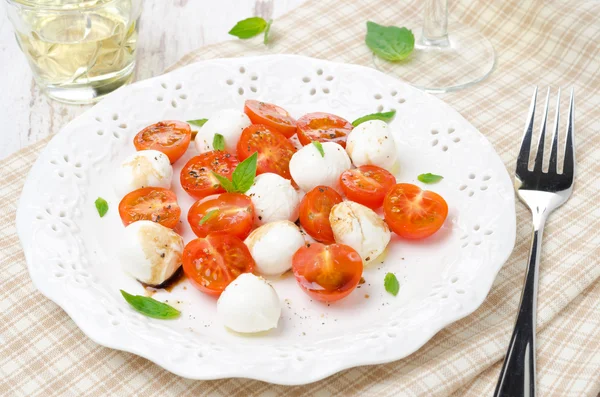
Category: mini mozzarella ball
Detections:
[
  {"x1": 289, "y1": 141, "x2": 351, "y2": 192},
  {"x1": 119, "y1": 221, "x2": 184, "y2": 286},
  {"x1": 329, "y1": 201, "x2": 391, "y2": 264},
  {"x1": 114, "y1": 150, "x2": 172, "y2": 197},
  {"x1": 246, "y1": 173, "x2": 300, "y2": 226},
  {"x1": 245, "y1": 221, "x2": 305, "y2": 276},
  {"x1": 193, "y1": 109, "x2": 251, "y2": 154},
  {"x1": 217, "y1": 273, "x2": 281, "y2": 333},
  {"x1": 346, "y1": 120, "x2": 397, "y2": 171}
]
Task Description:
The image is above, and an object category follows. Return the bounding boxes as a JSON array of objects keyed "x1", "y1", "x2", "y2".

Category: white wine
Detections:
[
  {"x1": 18, "y1": 12, "x2": 138, "y2": 86},
  {"x1": 8, "y1": 0, "x2": 141, "y2": 103}
]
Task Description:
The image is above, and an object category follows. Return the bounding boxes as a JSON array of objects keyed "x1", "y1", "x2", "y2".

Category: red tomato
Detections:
[
  {"x1": 188, "y1": 193, "x2": 254, "y2": 239},
  {"x1": 183, "y1": 234, "x2": 255, "y2": 297},
  {"x1": 296, "y1": 112, "x2": 353, "y2": 148},
  {"x1": 339, "y1": 165, "x2": 396, "y2": 209},
  {"x1": 244, "y1": 100, "x2": 297, "y2": 138},
  {"x1": 298, "y1": 186, "x2": 343, "y2": 244},
  {"x1": 237, "y1": 124, "x2": 296, "y2": 179},
  {"x1": 118, "y1": 187, "x2": 181, "y2": 229},
  {"x1": 383, "y1": 183, "x2": 448, "y2": 239},
  {"x1": 292, "y1": 243, "x2": 363, "y2": 302},
  {"x1": 180, "y1": 151, "x2": 239, "y2": 200},
  {"x1": 133, "y1": 120, "x2": 191, "y2": 163}
]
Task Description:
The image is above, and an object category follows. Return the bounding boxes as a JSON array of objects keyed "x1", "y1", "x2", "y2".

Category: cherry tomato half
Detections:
[
  {"x1": 339, "y1": 165, "x2": 396, "y2": 209},
  {"x1": 383, "y1": 183, "x2": 448, "y2": 239},
  {"x1": 296, "y1": 112, "x2": 353, "y2": 148},
  {"x1": 133, "y1": 120, "x2": 191, "y2": 164},
  {"x1": 292, "y1": 243, "x2": 363, "y2": 302},
  {"x1": 244, "y1": 100, "x2": 297, "y2": 138},
  {"x1": 188, "y1": 193, "x2": 254, "y2": 239},
  {"x1": 183, "y1": 234, "x2": 255, "y2": 297},
  {"x1": 298, "y1": 186, "x2": 343, "y2": 244},
  {"x1": 118, "y1": 187, "x2": 181, "y2": 229},
  {"x1": 180, "y1": 151, "x2": 239, "y2": 200},
  {"x1": 237, "y1": 124, "x2": 296, "y2": 180}
]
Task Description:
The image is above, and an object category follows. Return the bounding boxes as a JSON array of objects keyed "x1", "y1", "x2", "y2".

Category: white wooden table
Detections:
[{"x1": 0, "y1": 0, "x2": 305, "y2": 160}]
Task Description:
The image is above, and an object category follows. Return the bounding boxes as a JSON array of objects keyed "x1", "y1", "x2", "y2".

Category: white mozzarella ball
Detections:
[
  {"x1": 114, "y1": 150, "x2": 172, "y2": 197},
  {"x1": 217, "y1": 273, "x2": 281, "y2": 333},
  {"x1": 329, "y1": 201, "x2": 391, "y2": 264},
  {"x1": 244, "y1": 221, "x2": 305, "y2": 276},
  {"x1": 193, "y1": 109, "x2": 251, "y2": 154},
  {"x1": 119, "y1": 221, "x2": 184, "y2": 286},
  {"x1": 346, "y1": 120, "x2": 397, "y2": 171},
  {"x1": 289, "y1": 141, "x2": 351, "y2": 192},
  {"x1": 246, "y1": 173, "x2": 300, "y2": 226}
]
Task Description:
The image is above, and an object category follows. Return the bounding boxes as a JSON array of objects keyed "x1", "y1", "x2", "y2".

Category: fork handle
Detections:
[{"x1": 494, "y1": 221, "x2": 545, "y2": 397}]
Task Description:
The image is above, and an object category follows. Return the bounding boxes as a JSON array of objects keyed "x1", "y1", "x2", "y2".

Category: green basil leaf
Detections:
[
  {"x1": 312, "y1": 141, "x2": 325, "y2": 157},
  {"x1": 366, "y1": 21, "x2": 415, "y2": 61},
  {"x1": 213, "y1": 133, "x2": 225, "y2": 151},
  {"x1": 187, "y1": 118, "x2": 208, "y2": 127},
  {"x1": 200, "y1": 209, "x2": 219, "y2": 225},
  {"x1": 212, "y1": 172, "x2": 236, "y2": 193},
  {"x1": 95, "y1": 197, "x2": 109, "y2": 218},
  {"x1": 232, "y1": 152, "x2": 258, "y2": 193},
  {"x1": 263, "y1": 19, "x2": 273, "y2": 44},
  {"x1": 384, "y1": 273, "x2": 400, "y2": 296},
  {"x1": 229, "y1": 17, "x2": 267, "y2": 39},
  {"x1": 352, "y1": 109, "x2": 397, "y2": 127},
  {"x1": 417, "y1": 173, "x2": 444, "y2": 184},
  {"x1": 120, "y1": 290, "x2": 180, "y2": 319}
]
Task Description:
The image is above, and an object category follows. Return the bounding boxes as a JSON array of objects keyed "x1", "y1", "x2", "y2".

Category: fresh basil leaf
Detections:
[
  {"x1": 120, "y1": 290, "x2": 180, "y2": 319},
  {"x1": 213, "y1": 133, "x2": 225, "y2": 151},
  {"x1": 366, "y1": 21, "x2": 415, "y2": 61},
  {"x1": 263, "y1": 19, "x2": 273, "y2": 44},
  {"x1": 417, "y1": 173, "x2": 444, "y2": 184},
  {"x1": 312, "y1": 141, "x2": 325, "y2": 157},
  {"x1": 95, "y1": 197, "x2": 109, "y2": 218},
  {"x1": 384, "y1": 273, "x2": 400, "y2": 296},
  {"x1": 352, "y1": 109, "x2": 397, "y2": 127},
  {"x1": 232, "y1": 152, "x2": 258, "y2": 193},
  {"x1": 212, "y1": 172, "x2": 236, "y2": 193},
  {"x1": 188, "y1": 118, "x2": 208, "y2": 127},
  {"x1": 229, "y1": 17, "x2": 267, "y2": 39},
  {"x1": 211, "y1": 153, "x2": 258, "y2": 193},
  {"x1": 200, "y1": 209, "x2": 219, "y2": 225}
]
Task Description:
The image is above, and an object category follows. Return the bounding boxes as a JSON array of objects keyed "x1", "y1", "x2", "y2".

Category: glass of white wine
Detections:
[{"x1": 5, "y1": 0, "x2": 142, "y2": 104}]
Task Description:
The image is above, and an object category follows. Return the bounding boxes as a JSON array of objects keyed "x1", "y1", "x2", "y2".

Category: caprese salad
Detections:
[{"x1": 109, "y1": 100, "x2": 449, "y2": 334}]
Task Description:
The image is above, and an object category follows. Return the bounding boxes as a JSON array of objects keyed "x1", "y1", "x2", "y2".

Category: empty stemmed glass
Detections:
[{"x1": 373, "y1": 0, "x2": 495, "y2": 93}]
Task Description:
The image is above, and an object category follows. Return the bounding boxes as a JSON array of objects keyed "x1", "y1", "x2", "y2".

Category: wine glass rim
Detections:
[{"x1": 5, "y1": 0, "x2": 118, "y2": 11}]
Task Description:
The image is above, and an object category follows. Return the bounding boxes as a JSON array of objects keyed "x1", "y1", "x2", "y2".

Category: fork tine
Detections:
[
  {"x1": 533, "y1": 88, "x2": 550, "y2": 172},
  {"x1": 563, "y1": 88, "x2": 575, "y2": 178},
  {"x1": 516, "y1": 87, "x2": 538, "y2": 174},
  {"x1": 548, "y1": 88, "x2": 561, "y2": 173}
]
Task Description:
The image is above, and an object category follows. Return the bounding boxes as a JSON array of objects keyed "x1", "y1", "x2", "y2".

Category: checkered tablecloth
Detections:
[{"x1": 1, "y1": 0, "x2": 599, "y2": 395}]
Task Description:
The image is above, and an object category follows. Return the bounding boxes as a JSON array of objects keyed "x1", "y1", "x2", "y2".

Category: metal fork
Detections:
[{"x1": 493, "y1": 87, "x2": 575, "y2": 397}]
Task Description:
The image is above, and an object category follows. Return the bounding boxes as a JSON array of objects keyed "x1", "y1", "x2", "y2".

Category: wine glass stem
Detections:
[
  {"x1": 421, "y1": 0, "x2": 449, "y2": 47},
  {"x1": 255, "y1": 0, "x2": 274, "y2": 20}
]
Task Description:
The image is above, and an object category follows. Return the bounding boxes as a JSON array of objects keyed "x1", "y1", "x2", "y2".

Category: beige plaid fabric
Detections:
[{"x1": 2, "y1": 0, "x2": 599, "y2": 395}]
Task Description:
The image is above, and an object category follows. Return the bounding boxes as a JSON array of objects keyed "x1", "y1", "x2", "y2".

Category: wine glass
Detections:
[
  {"x1": 373, "y1": 0, "x2": 495, "y2": 93},
  {"x1": 5, "y1": 0, "x2": 143, "y2": 104}
]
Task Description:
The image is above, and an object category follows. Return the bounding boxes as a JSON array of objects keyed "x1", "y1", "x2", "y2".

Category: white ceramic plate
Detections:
[{"x1": 17, "y1": 55, "x2": 515, "y2": 385}]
